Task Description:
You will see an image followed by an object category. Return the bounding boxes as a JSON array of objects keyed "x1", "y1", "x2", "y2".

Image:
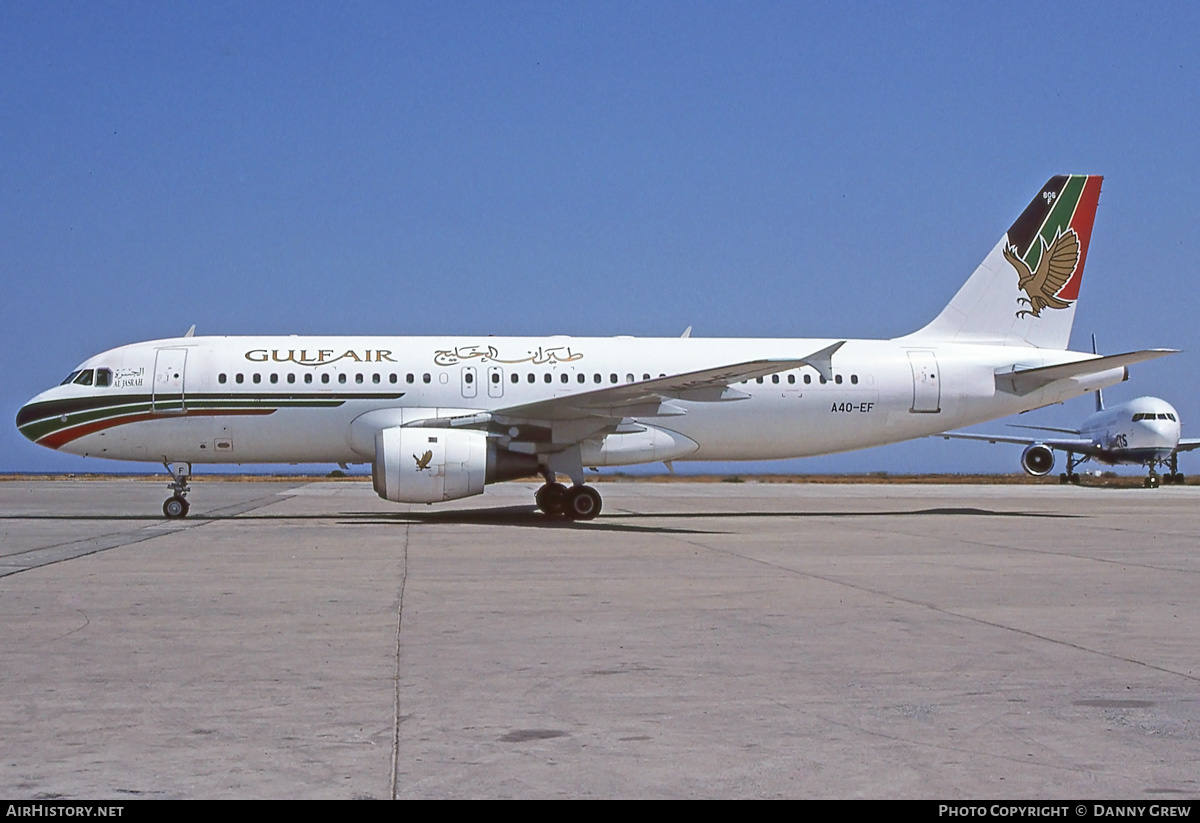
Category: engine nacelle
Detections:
[
  {"x1": 373, "y1": 427, "x2": 487, "y2": 503},
  {"x1": 1020, "y1": 444, "x2": 1056, "y2": 476},
  {"x1": 371, "y1": 426, "x2": 539, "y2": 503}
]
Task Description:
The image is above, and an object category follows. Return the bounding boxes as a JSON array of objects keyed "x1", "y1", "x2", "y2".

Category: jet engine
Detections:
[
  {"x1": 372, "y1": 427, "x2": 537, "y2": 503},
  {"x1": 1020, "y1": 444, "x2": 1055, "y2": 476}
]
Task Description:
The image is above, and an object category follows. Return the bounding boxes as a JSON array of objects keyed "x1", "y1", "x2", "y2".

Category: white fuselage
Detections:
[
  {"x1": 19, "y1": 334, "x2": 1126, "y2": 468},
  {"x1": 1078, "y1": 397, "x2": 1181, "y2": 465}
]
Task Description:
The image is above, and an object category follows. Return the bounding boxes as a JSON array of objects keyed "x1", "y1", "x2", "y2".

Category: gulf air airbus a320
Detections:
[{"x1": 17, "y1": 176, "x2": 1177, "y2": 520}]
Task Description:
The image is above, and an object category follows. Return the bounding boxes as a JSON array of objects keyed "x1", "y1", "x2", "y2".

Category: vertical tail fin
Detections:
[{"x1": 902, "y1": 175, "x2": 1103, "y2": 349}]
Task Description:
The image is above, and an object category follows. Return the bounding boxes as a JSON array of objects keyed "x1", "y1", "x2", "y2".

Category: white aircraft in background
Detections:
[
  {"x1": 938, "y1": 388, "x2": 1199, "y2": 487},
  {"x1": 17, "y1": 175, "x2": 1176, "y2": 519}
]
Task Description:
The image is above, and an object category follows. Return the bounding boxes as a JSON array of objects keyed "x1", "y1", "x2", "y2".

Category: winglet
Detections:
[{"x1": 800, "y1": 341, "x2": 845, "y2": 382}]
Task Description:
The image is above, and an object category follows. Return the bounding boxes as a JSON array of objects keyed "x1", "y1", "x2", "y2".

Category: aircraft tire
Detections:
[
  {"x1": 564, "y1": 486, "x2": 602, "y2": 521},
  {"x1": 163, "y1": 496, "x2": 190, "y2": 519},
  {"x1": 1145, "y1": 475, "x2": 1160, "y2": 489},
  {"x1": 535, "y1": 483, "x2": 567, "y2": 515}
]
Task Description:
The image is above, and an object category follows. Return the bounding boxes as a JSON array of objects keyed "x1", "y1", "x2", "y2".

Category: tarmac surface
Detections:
[{"x1": 1, "y1": 477, "x2": 1198, "y2": 799}]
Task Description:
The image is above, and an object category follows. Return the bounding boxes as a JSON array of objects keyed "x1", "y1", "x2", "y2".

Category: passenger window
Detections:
[
  {"x1": 407, "y1": 374, "x2": 414, "y2": 384},
  {"x1": 561, "y1": 374, "x2": 568, "y2": 383},
  {"x1": 594, "y1": 374, "x2": 601, "y2": 383},
  {"x1": 835, "y1": 375, "x2": 843, "y2": 384},
  {"x1": 236, "y1": 373, "x2": 244, "y2": 384},
  {"x1": 851, "y1": 374, "x2": 858, "y2": 385},
  {"x1": 339, "y1": 374, "x2": 347, "y2": 384},
  {"x1": 373, "y1": 374, "x2": 381, "y2": 384},
  {"x1": 355, "y1": 373, "x2": 364, "y2": 384},
  {"x1": 528, "y1": 374, "x2": 535, "y2": 383},
  {"x1": 756, "y1": 377, "x2": 763, "y2": 384},
  {"x1": 544, "y1": 373, "x2": 552, "y2": 383},
  {"x1": 772, "y1": 375, "x2": 779, "y2": 384},
  {"x1": 321, "y1": 374, "x2": 330, "y2": 384},
  {"x1": 253, "y1": 374, "x2": 261, "y2": 384},
  {"x1": 578, "y1": 374, "x2": 585, "y2": 383},
  {"x1": 219, "y1": 373, "x2": 227, "y2": 384},
  {"x1": 626, "y1": 374, "x2": 634, "y2": 383},
  {"x1": 423, "y1": 373, "x2": 431, "y2": 384},
  {"x1": 610, "y1": 374, "x2": 617, "y2": 384},
  {"x1": 270, "y1": 373, "x2": 278, "y2": 384},
  {"x1": 511, "y1": 374, "x2": 519, "y2": 384},
  {"x1": 287, "y1": 373, "x2": 295, "y2": 384},
  {"x1": 819, "y1": 376, "x2": 827, "y2": 384},
  {"x1": 787, "y1": 374, "x2": 795, "y2": 384},
  {"x1": 465, "y1": 372, "x2": 474, "y2": 384},
  {"x1": 804, "y1": 374, "x2": 811, "y2": 384},
  {"x1": 390, "y1": 374, "x2": 397, "y2": 384},
  {"x1": 492, "y1": 373, "x2": 500, "y2": 384},
  {"x1": 305, "y1": 373, "x2": 313, "y2": 384}
]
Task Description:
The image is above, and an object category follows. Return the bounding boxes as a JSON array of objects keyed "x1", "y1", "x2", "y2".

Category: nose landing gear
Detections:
[{"x1": 163, "y1": 461, "x2": 192, "y2": 519}]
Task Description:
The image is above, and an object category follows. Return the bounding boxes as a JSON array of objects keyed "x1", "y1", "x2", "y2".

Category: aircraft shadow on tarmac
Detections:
[{"x1": 1, "y1": 506, "x2": 1078, "y2": 533}]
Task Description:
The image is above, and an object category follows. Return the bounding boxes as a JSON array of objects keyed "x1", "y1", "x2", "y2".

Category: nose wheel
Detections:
[{"x1": 163, "y1": 495, "x2": 190, "y2": 518}]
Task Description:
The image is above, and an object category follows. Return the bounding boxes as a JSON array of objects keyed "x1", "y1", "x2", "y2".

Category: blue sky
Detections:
[{"x1": 3, "y1": 1, "x2": 1198, "y2": 475}]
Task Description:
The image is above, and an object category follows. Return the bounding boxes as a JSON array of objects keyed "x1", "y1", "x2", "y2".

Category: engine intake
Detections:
[{"x1": 1020, "y1": 444, "x2": 1055, "y2": 476}]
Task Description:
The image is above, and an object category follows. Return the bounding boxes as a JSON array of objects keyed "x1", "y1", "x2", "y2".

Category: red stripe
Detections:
[
  {"x1": 1057, "y1": 175, "x2": 1103, "y2": 301},
  {"x1": 40, "y1": 409, "x2": 274, "y2": 450}
]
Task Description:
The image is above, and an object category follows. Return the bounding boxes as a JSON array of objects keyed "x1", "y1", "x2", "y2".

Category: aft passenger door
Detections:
[
  {"x1": 153, "y1": 348, "x2": 188, "y2": 415},
  {"x1": 907, "y1": 350, "x2": 941, "y2": 414}
]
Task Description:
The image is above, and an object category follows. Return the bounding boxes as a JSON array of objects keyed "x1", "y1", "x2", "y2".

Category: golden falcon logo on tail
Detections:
[
  {"x1": 1005, "y1": 228, "x2": 1081, "y2": 319},
  {"x1": 413, "y1": 450, "x2": 433, "y2": 471}
]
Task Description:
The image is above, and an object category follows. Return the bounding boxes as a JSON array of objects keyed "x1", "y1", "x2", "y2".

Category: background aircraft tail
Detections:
[{"x1": 902, "y1": 175, "x2": 1103, "y2": 349}]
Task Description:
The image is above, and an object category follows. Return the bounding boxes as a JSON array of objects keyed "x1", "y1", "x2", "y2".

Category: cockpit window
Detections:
[
  {"x1": 95, "y1": 368, "x2": 112, "y2": 387},
  {"x1": 72, "y1": 369, "x2": 95, "y2": 386},
  {"x1": 60, "y1": 370, "x2": 82, "y2": 386}
]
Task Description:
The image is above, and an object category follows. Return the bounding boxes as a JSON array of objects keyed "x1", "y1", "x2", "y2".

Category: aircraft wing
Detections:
[
  {"x1": 1175, "y1": 439, "x2": 1200, "y2": 453},
  {"x1": 938, "y1": 431, "x2": 1104, "y2": 457},
  {"x1": 408, "y1": 342, "x2": 845, "y2": 428},
  {"x1": 994, "y1": 349, "x2": 1178, "y2": 396}
]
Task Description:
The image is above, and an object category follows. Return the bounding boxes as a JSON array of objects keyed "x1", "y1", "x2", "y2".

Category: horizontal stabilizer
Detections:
[{"x1": 995, "y1": 349, "x2": 1177, "y2": 396}]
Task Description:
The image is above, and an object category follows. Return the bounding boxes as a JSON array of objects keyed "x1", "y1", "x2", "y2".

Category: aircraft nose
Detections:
[{"x1": 15, "y1": 392, "x2": 54, "y2": 447}]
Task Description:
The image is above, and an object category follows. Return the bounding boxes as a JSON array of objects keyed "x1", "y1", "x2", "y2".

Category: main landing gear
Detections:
[
  {"x1": 163, "y1": 461, "x2": 191, "y2": 519},
  {"x1": 534, "y1": 473, "x2": 602, "y2": 521},
  {"x1": 1058, "y1": 452, "x2": 1081, "y2": 485},
  {"x1": 1161, "y1": 453, "x2": 1186, "y2": 485}
]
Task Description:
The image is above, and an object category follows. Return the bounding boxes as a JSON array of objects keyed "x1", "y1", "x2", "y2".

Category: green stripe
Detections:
[{"x1": 1024, "y1": 175, "x2": 1086, "y2": 271}]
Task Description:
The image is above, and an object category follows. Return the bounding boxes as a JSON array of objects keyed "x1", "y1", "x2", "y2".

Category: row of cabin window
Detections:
[
  {"x1": 749, "y1": 373, "x2": 859, "y2": 385},
  {"x1": 215, "y1": 371, "x2": 860, "y2": 387}
]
